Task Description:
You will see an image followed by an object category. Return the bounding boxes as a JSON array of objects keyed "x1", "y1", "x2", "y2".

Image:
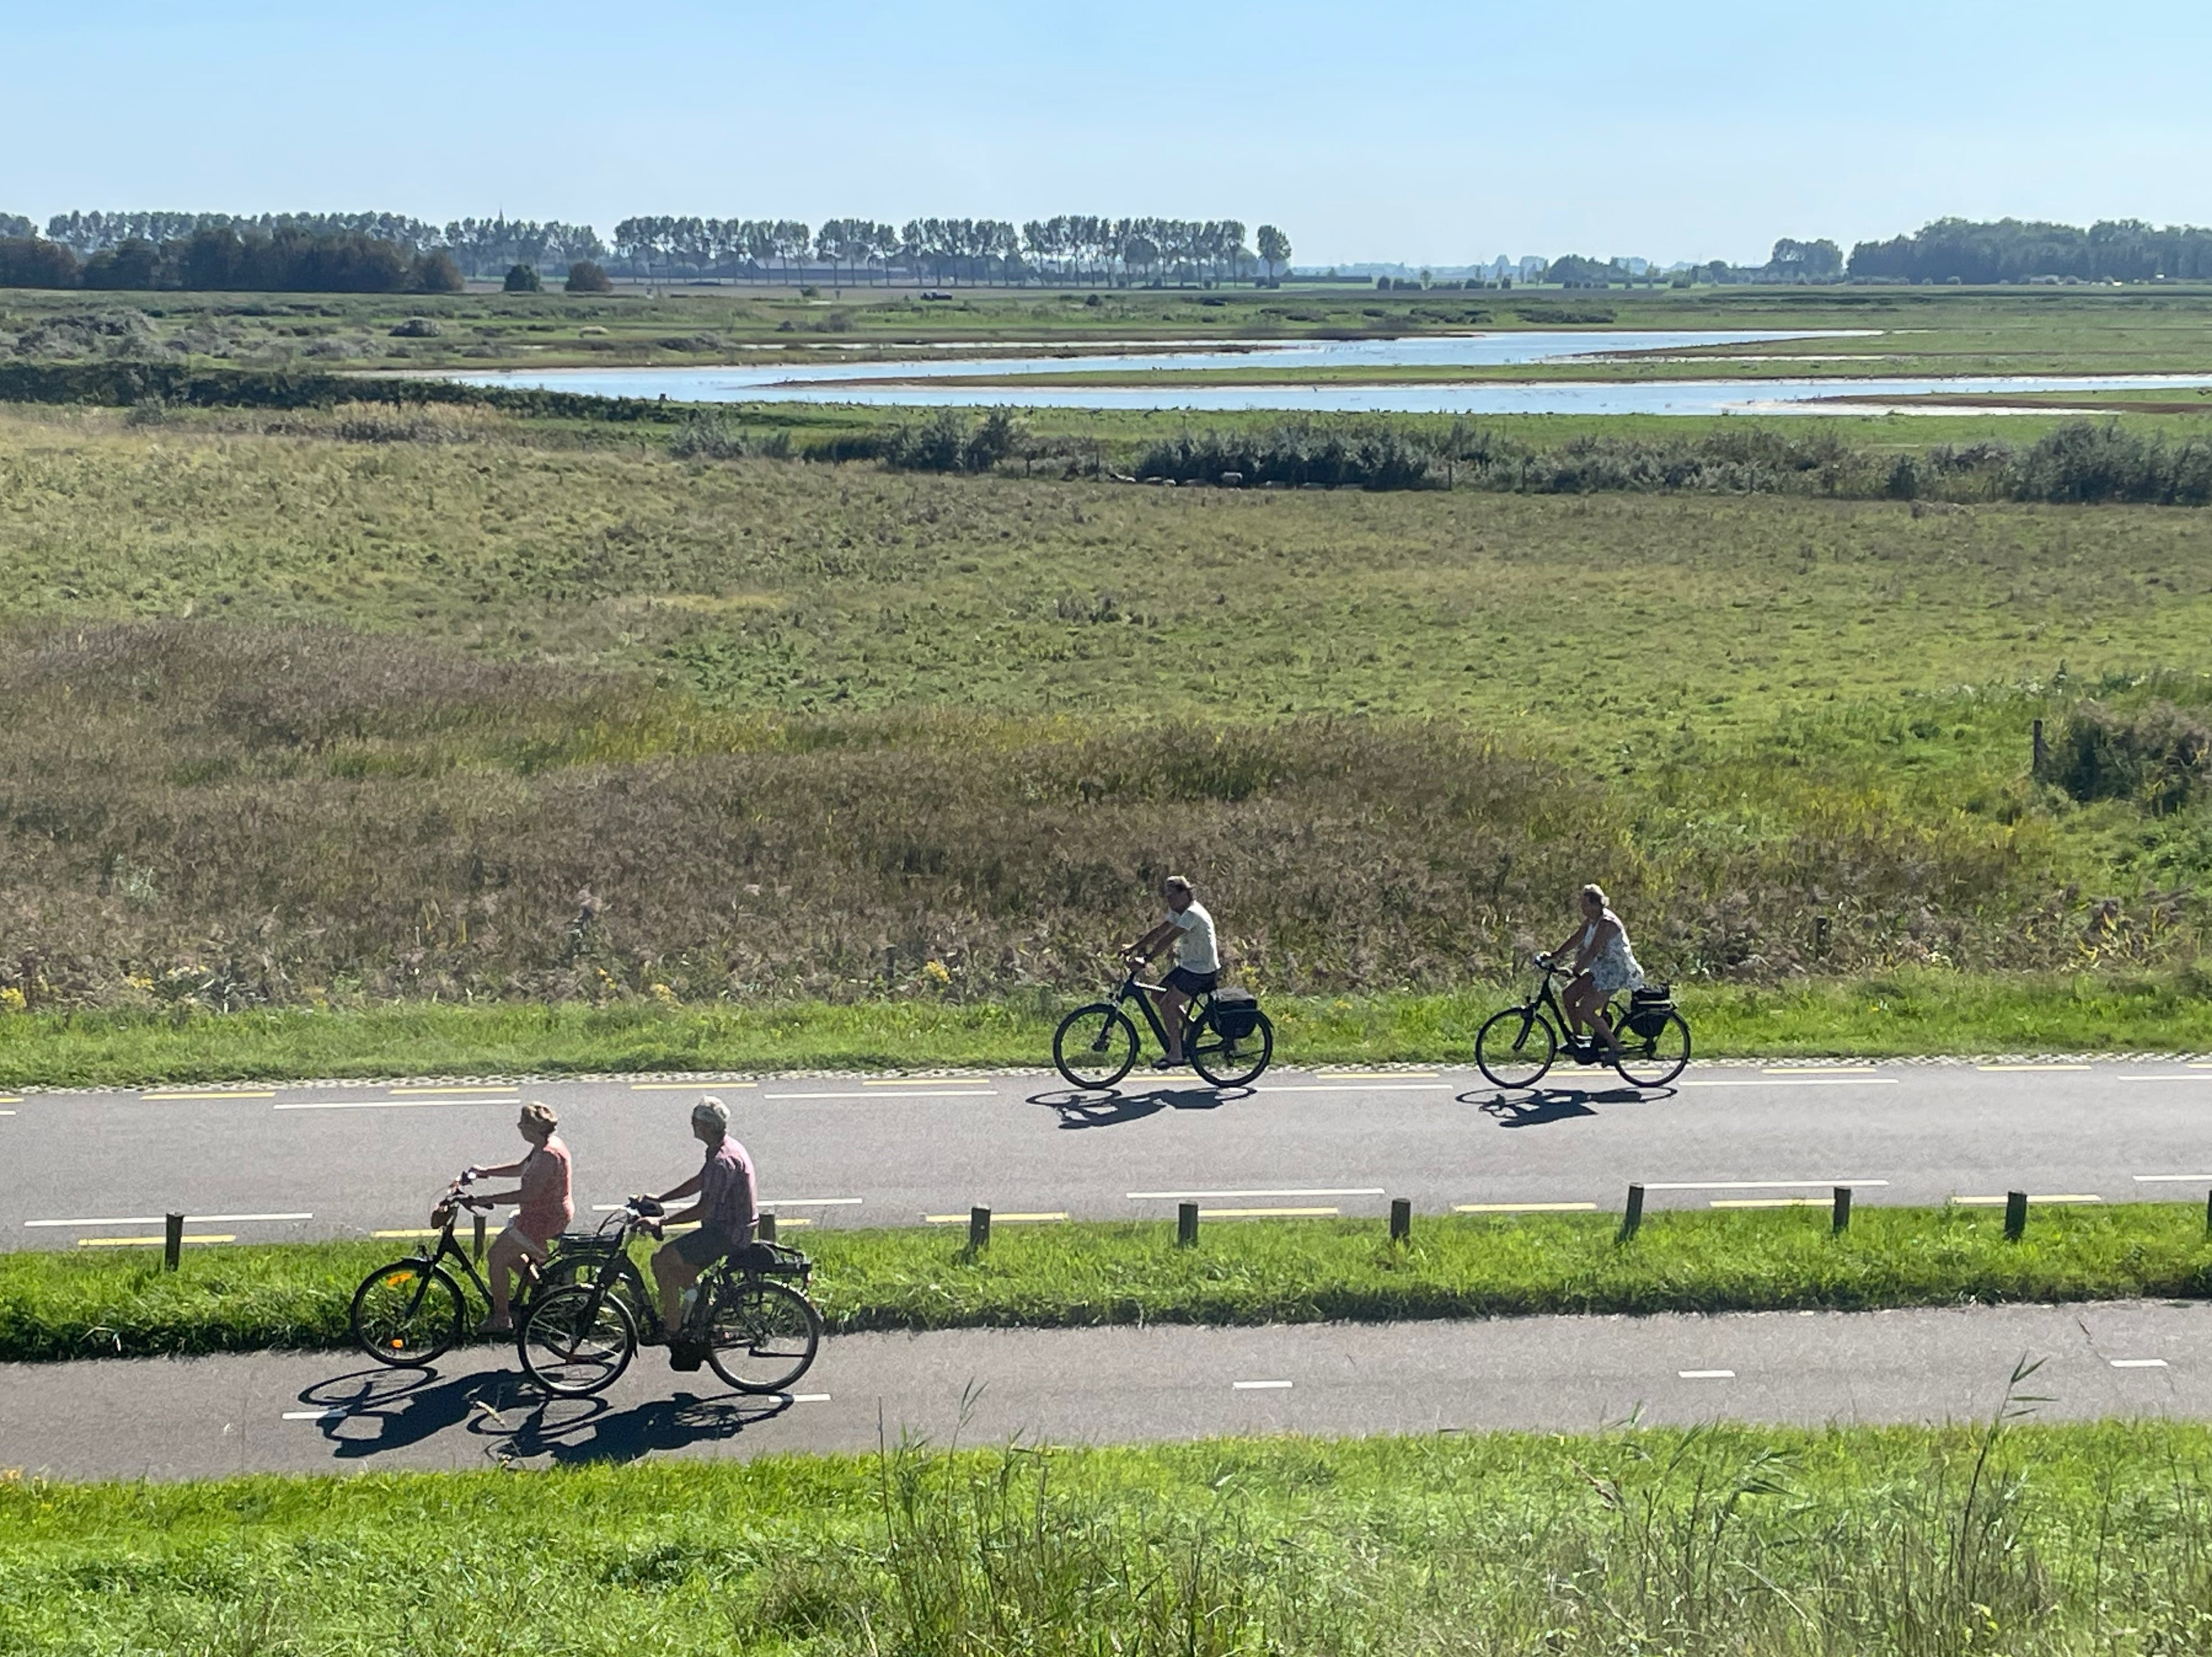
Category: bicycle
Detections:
[
  {"x1": 1473, "y1": 955, "x2": 1691, "y2": 1089},
  {"x1": 516, "y1": 1195, "x2": 824, "y2": 1399},
  {"x1": 1052, "y1": 959, "x2": 1274, "y2": 1089}
]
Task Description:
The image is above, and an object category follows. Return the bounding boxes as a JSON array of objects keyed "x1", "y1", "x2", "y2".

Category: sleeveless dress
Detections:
[{"x1": 1584, "y1": 910, "x2": 1645, "y2": 998}]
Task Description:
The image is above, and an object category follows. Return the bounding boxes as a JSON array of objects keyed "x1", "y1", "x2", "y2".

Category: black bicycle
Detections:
[
  {"x1": 517, "y1": 1195, "x2": 823, "y2": 1399},
  {"x1": 1474, "y1": 955, "x2": 1690, "y2": 1089},
  {"x1": 351, "y1": 1175, "x2": 520, "y2": 1366},
  {"x1": 1052, "y1": 960, "x2": 1274, "y2": 1090}
]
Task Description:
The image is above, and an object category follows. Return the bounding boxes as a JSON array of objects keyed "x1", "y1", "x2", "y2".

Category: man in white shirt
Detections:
[{"x1": 1121, "y1": 874, "x2": 1220, "y2": 1069}]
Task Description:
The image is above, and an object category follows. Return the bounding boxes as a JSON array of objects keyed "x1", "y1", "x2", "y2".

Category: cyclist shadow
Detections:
[
  {"x1": 1464, "y1": 1083, "x2": 1675, "y2": 1126},
  {"x1": 298, "y1": 1363, "x2": 538, "y2": 1459},
  {"x1": 477, "y1": 1388, "x2": 795, "y2": 1466},
  {"x1": 1030, "y1": 1084, "x2": 1252, "y2": 1128}
]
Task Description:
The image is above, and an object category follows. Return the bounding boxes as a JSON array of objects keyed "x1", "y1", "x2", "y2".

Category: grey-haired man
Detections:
[{"x1": 643, "y1": 1096, "x2": 758, "y2": 1342}]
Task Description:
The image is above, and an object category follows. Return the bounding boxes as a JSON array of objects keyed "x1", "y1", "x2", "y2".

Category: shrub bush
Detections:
[
  {"x1": 2041, "y1": 700, "x2": 2212, "y2": 814},
  {"x1": 565, "y1": 260, "x2": 613, "y2": 294}
]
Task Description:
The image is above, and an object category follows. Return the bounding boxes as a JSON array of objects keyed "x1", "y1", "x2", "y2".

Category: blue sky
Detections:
[{"x1": 6, "y1": 0, "x2": 2207, "y2": 266}]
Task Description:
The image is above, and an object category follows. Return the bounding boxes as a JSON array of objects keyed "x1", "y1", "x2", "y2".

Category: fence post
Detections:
[
  {"x1": 968, "y1": 1206, "x2": 991, "y2": 1251},
  {"x1": 473, "y1": 1211, "x2": 487, "y2": 1262},
  {"x1": 1832, "y1": 1186, "x2": 1852, "y2": 1235},
  {"x1": 1178, "y1": 1201, "x2": 1199, "y2": 1247},
  {"x1": 1619, "y1": 1183, "x2": 1644, "y2": 1243},
  {"x1": 758, "y1": 1211, "x2": 778, "y2": 1243},
  {"x1": 2004, "y1": 1190, "x2": 2028, "y2": 1242},
  {"x1": 1390, "y1": 1198, "x2": 1412, "y2": 1244},
  {"x1": 163, "y1": 1212, "x2": 184, "y2": 1273}
]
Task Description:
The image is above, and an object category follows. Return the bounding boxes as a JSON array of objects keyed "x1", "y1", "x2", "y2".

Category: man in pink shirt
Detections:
[
  {"x1": 643, "y1": 1096, "x2": 757, "y2": 1349},
  {"x1": 465, "y1": 1101, "x2": 573, "y2": 1332}
]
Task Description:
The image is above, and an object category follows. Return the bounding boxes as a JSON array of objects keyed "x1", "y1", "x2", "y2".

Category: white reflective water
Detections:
[{"x1": 446, "y1": 330, "x2": 2212, "y2": 417}]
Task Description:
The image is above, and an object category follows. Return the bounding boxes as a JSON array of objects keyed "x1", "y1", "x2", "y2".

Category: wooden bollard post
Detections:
[
  {"x1": 163, "y1": 1212, "x2": 184, "y2": 1273},
  {"x1": 1178, "y1": 1202, "x2": 1199, "y2": 1247},
  {"x1": 1619, "y1": 1183, "x2": 1644, "y2": 1243},
  {"x1": 968, "y1": 1206, "x2": 991, "y2": 1251},
  {"x1": 1390, "y1": 1198, "x2": 1412, "y2": 1244},
  {"x1": 758, "y1": 1211, "x2": 778, "y2": 1243},
  {"x1": 473, "y1": 1211, "x2": 487, "y2": 1261},
  {"x1": 2204, "y1": 1187, "x2": 2212, "y2": 1237},
  {"x1": 2004, "y1": 1190, "x2": 2028, "y2": 1242},
  {"x1": 1832, "y1": 1186, "x2": 1852, "y2": 1234}
]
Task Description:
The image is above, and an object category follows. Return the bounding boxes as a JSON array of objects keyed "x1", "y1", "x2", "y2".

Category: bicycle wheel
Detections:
[
  {"x1": 706, "y1": 1279, "x2": 823, "y2": 1393},
  {"x1": 540, "y1": 1252, "x2": 649, "y2": 1326},
  {"x1": 518, "y1": 1282, "x2": 636, "y2": 1397},
  {"x1": 1614, "y1": 1011, "x2": 1691, "y2": 1088},
  {"x1": 1475, "y1": 1007, "x2": 1558, "y2": 1089},
  {"x1": 1190, "y1": 1008, "x2": 1274, "y2": 1088},
  {"x1": 1053, "y1": 1003, "x2": 1139, "y2": 1090},
  {"x1": 351, "y1": 1260, "x2": 466, "y2": 1367}
]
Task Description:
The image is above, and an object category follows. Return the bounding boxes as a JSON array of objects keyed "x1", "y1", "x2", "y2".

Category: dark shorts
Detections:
[
  {"x1": 1164, "y1": 966, "x2": 1219, "y2": 996},
  {"x1": 668, "y1": 1228, "x2": 741, "y2": 1271}
]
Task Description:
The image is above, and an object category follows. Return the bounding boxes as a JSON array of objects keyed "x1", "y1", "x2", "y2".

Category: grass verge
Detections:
[
  {"x1": 7, "y1": 1417, "x2": 2212, "y2": 1652},
  {"x1": 8, "y1": 1203, "x2": 2211, "y2": 1364},
  {"x1": 6, "y1": 969, "x2": 2212, "y2": 1091}
]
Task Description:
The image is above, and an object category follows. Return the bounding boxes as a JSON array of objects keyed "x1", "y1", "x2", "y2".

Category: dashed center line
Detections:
[
  {"x1": 274, "y1": 1097, "x2": 522, "y2": 1111},
  {"x1": 1641, "y1": 1180, "x2": 1889, "y2": 1192},
  {"x1": 1128, "y1": 1188, "x2": 1384, "y2": 1200},
  {"x1": 26, "y1": 1212, "x2": 312, "y2": 1228},
  {"x1": 1677, "y1": 1077, "x2": 1898, "y2": 1088},
  {"x1": 590, "y1": 1197, "x2": 859, "y2": 1213},
  {"x1": 1711, "y1": 1198, "x2": 1830, "y2": 1209},
  {"x1": 2119, "y1": 1075, "x2": 2212, "y2": 1083},
  {"x1": 82, "y1": 1234, "x2": 234, "y2": 1247},
  {"x1": 283, "y1": 1408, "x2": 347, "y2": 1421},
  {"x1": 782, "y1": 1393, "x2": 832, "y2": 1403},
  {"x1": 924, "y1": 1211, "x2": 1067, "y2": 1224},
  {"x1": 769, "y1": 1090, "x2": 994, "y2": 1100},
  {"x1": 631, "y1": 1081, "x2": 757, "y2": 1091},
  {"x1": 1233, "y1": 1379, "x2": 1293, "y2": 1390},
  {"x1": 1979, "y1": 1064, "x2": 2091, "y2": 1072},
  {"x1": 1455, "y1": 1201, "x2": 1598, "y2": 1213},
  {"x1": 142, "y1": 1090, "x2": 276, "y2": 1101},
  {"x1": 1954, "y1": 1194, "x2": 2103, "y2": 1205},
  {"x1": 1200, "y1": 1206, "x2": 1338, "y2": 1219},
  {"x1": 1260, "y1": 1084, "x2": 1453, "y2": 1093},
  {"x1": 1678, "y1": 1370, "x2": 1736, "y2": 1380},
  {"x1": 387, "y1": 1086, "x2": 517, "y2": 1096},
  {"x1": 2135, "y1": 1175, "x2": 2212, "y2": 1183},
  {"x1": 2111, "y1": 1358, "x2": 2171, "y2": 1369}
]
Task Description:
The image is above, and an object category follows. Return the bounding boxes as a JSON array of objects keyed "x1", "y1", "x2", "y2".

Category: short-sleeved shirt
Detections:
[
  {"x1": 515, "y1": 1137, "x2": 573, "y2": 1245},
  {"x1": 698, "y1": 1136, "x2": 758, "y2": 1247},
  {"x1": 1171, "y1": 901, "x2": 1220, "y2": 973}
]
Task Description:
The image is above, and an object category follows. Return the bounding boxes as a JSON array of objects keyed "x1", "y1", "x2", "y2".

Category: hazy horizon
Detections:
[{"x1": 5, "y1": 0, "x2": 2207, "y2": 270}]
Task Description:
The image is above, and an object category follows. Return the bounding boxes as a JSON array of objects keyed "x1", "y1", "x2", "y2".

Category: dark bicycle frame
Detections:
[
  {"x1": 555, "y1": 1200, "x2": 815, "y2": 1347},
  {"x1": 1106, "y1": 967, "x2": 1221, "y2": 1061}
]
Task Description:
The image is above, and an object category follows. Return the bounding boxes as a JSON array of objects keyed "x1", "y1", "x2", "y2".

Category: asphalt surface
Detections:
[
  {"x1": 8, "y1": 1060, "x2": 2212, "y2": 1250},
  {"x1": 6, "y1": 1300, "x2": 2210, "y2": 1482}
]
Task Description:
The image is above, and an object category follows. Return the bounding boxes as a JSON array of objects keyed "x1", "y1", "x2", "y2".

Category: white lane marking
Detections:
[
  {"x1": 862, "y1": 1077, "x2": 982, "y2": 1085},
  {"x1": 1259, "y1": 1084, "x2": 1453, "y2": 1093},
  {"x1": 2118, "y1": 1075, "x2": 2212, "y2": 1083},
  {"x1": 1711, "y1": 1198, "x2": 1830, "y2": 1209},
  {"x1": 0, "y1": 1094, "x2": 21, "y2": 1103},
  {"x1": 274, "y1": 1097, "x2": 522, "y2": 1110},
  {"x1": 1127, "y1": 1187, "x2": 1384, "y2": 1200},
  {"x1": 1953, "y1": 1194, "x2": 2103, "y2": 1205},
  {"x1": 370, "y1": 1229, "x2": 442, "y2": 1239},
  {"x1": 1641, "y1": 1180, "x2": 1889, "y2": 1192},
  {"x1": 1310, "y1": 1071, "x2": 1440, "y2": 1080},
  {"x1": 387, "y1": 1086, "x2": 515, "y2": 1095},
  {"x1": 1762, "y1": 1066, "x2": 1884, "y2": 1075},
  {"x1": 924, "y1": 1211, "x2": 1067, "y2": 1224},
  {"x1": 1676, "y1": 1077, "x2": 1898, "y2": 1088},
  {"x1": 1455, "y1": 1201, "x2": 1599, "y2": 1213},
  {"x1": 1233, "y1": 1379, "x2": 1293, "y2": 1390},
  {"x1": 282, "y1": 1409, "x2": 348, "y2": 1421},
  {"x1": 1678, "y1": 1370, "x2": 1736, "y2": 1380},
  {"x1": 2112, "y1": 1358, "x2": 2170, "y2": 1369},
  {"x1": 766, "y1": 1090, "x2": 994, "y2": 1100},
  {"x1": 81, "y1": 1234, "x2": 234, "y2": 1247},
  {"x1": 631, "y1": 1080, "x2": 757, "y2": 1091},
  {"x1": 2134, "y1": 1174, "x2": 2212, "y2": 1182},
  {"x1": 142, "y1": 1090, "x2": 277, "y2": 1101},
  {"x1": 1199, "y1": 1206, "x2": 1338, "y2": 1218},
  {"x1": 781, "y1": 1393, "x2": 832, "y2": 1403},
  {"x1": 1979, "y1": 1063, "x2": 2091, "y2": 1072},
  {"x1": 0, "y1": 1109, "x2": 14, "y2": 1117},
  {"x1": 26, "y1": 1212, "x2": 312, "y2": 1228}
]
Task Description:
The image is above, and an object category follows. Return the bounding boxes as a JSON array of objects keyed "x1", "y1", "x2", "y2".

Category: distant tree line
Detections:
[
  {"x1": 1847, "y1": 218, "x2": 2212, "y2": 283},
  {"x1": 32, "y1": 212, "x2": 604, "y2": 280},
  {"x1": 0, "y1": 227, "x2": 463, "y2": 294}
]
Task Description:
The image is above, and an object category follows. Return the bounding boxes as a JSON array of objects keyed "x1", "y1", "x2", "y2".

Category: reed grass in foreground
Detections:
[
  {"x1": 6, "y1": 968, "x2": 2212, "y2": 1090},
  {"x1": 8, "y1": 1203, "x2": 2211, "y2": 1364},
  {"x1": 6, "y1": 1414, "x2": 2212, "y2": 1654}
]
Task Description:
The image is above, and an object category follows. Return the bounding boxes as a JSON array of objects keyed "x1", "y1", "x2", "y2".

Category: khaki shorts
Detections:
[{"x1": 667, "y1": 1229, "x2": 739, "y2": 1271}]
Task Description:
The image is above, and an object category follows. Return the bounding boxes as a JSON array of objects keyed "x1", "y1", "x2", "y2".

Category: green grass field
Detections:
[
  {"x1": 7, "y1": 1416, "x2": 2212, "y2": 1653},
  {"x1": 7, "y1": 1202, "x2": 2211, "y2": 1363},
  {"x1": 2, "y1": 396, "x2": 2212, "y2": 1069}
]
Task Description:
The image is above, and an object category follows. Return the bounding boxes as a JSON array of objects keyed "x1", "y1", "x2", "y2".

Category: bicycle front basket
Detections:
[{"x1": 1211, "y1": 989, "x2": 1261, "y2": 1041}]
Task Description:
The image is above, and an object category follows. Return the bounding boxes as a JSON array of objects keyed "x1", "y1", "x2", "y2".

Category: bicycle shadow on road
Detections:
[
  {"x1": 298, "y1": 1363, "x2": 537, "y2": 1460},
  {"x1": 1030, "y1": 1084, "x2": 1253, "y2": 1128},
  {"x1": 1463, "y1": 1083, "x2": 1678, "y2": 1127},
  {"x1": 475, "y1": 1388, "x2": 795, "y2": 1467}
]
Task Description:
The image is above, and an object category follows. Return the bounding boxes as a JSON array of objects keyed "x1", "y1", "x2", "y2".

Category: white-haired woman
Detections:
[
  {"x1": 1548, "y1": 884, "x2": 1643, "y2": 1059},
  {"x1": 464, "y1": 1101, "x2": 573, "y2": 1332}
]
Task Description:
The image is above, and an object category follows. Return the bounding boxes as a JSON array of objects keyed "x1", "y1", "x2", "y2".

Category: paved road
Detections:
[
  {"x1": 5, "y1": 1300, "x2": 2209, "y2": 1482},
  {"x1": 7, "y1": 1060, "x2": 2212, "y2": 1251}
]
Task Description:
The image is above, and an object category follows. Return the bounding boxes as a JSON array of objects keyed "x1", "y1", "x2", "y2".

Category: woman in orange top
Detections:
[{"x1": 466, "y1": 1101, "x2": 573, "y2": 1332}]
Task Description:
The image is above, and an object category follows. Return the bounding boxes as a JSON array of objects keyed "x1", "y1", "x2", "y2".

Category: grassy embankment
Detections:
[
  {"x1": 10, "y1": 1417, "x2": 2212, "y2": 1651},
  {"x1": 4, "y1": 400, "x2": 2212, "y2": 1077},
  {"x1": 8, "y1": 1203, "x2": 2212, "y2": 1363}
]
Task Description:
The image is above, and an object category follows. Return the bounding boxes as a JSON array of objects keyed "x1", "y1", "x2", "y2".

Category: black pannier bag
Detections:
[
  {"x1": 1211, "y1": 989, "x2": 1261, "y2": 1040},
  {"x1": 1626, "y1": 984, "x2": 1673, "y2": 1039}
]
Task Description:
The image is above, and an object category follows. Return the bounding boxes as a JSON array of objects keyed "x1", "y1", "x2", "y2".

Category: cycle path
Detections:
[{"x1": 6, "y1": 1299, "x2": 2211, "y2": 1483}]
